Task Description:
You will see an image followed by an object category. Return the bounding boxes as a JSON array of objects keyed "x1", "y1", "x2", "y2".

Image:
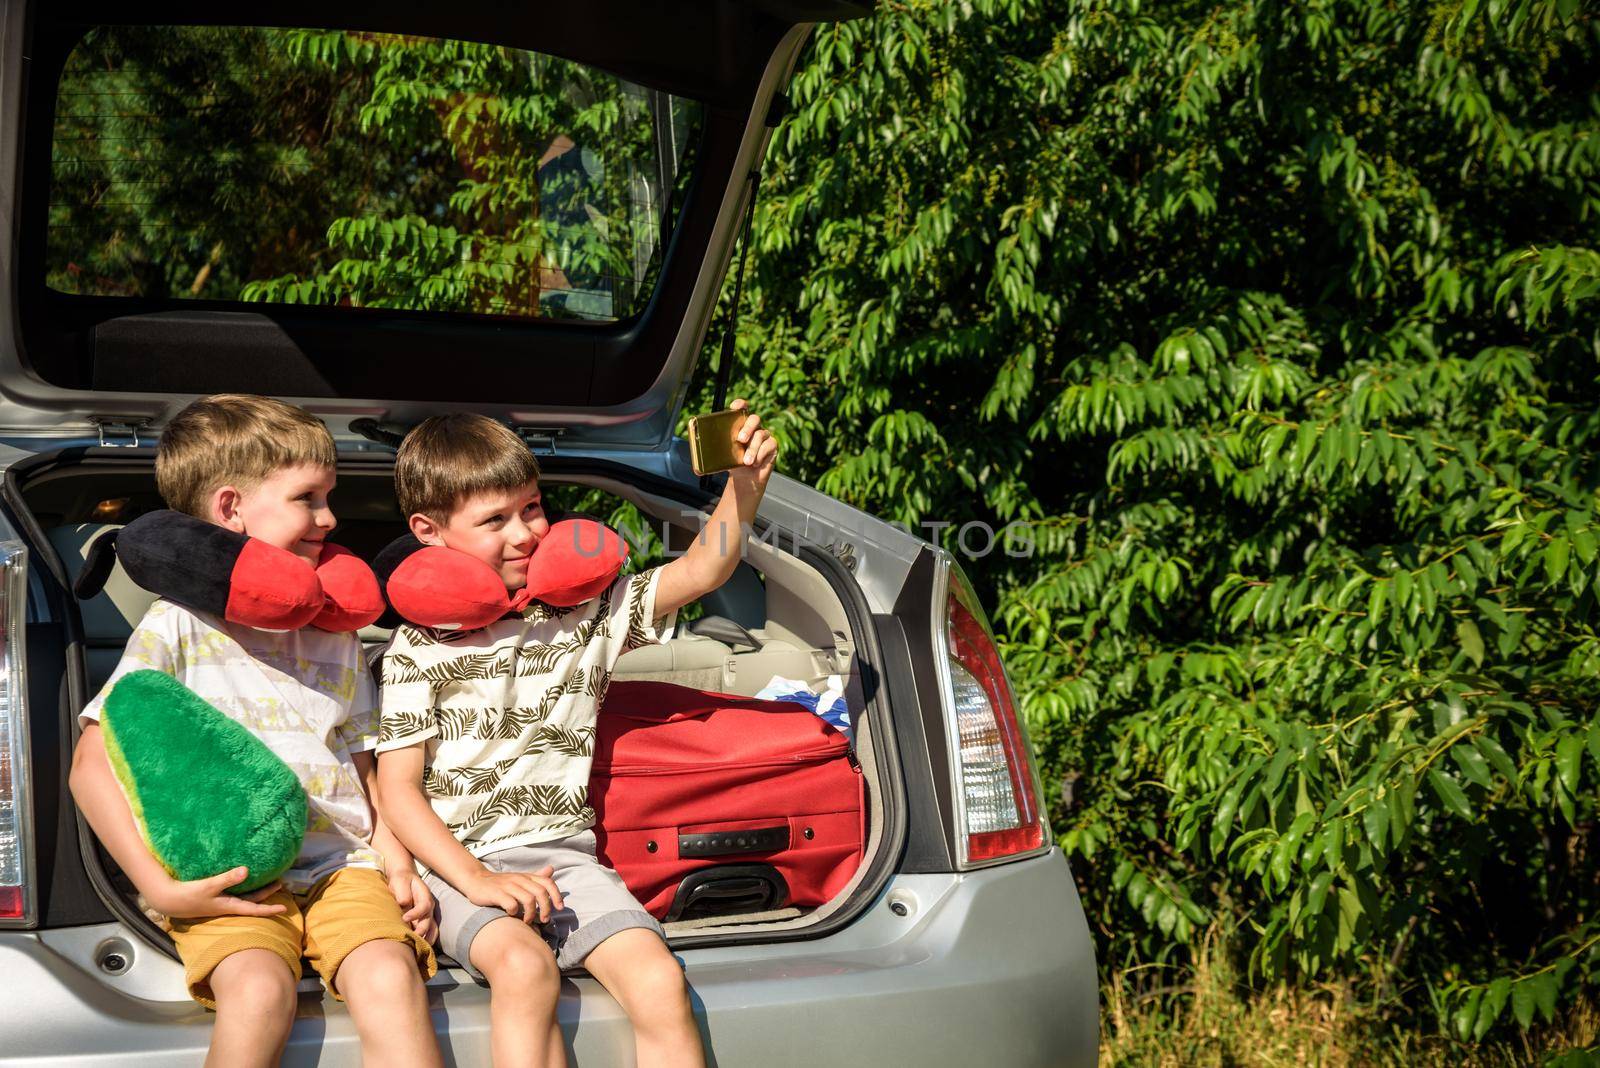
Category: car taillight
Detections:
[
  {"x1": 937, "y1": 560, "x2": 1048, "y2": 866},
  {"x1": 0, "y1": 542, "x2": 35, "y2": 925}
]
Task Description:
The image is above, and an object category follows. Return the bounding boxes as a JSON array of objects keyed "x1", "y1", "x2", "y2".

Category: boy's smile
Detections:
[
  {"x1": 412, "y1": 478, "x2": 549, "y2": 591},
  {"x1": 218, "y1": 463, "x2": 338, "y2": 566}
]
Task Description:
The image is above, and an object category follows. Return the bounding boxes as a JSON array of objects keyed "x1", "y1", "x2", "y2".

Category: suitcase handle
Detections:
[
  {"x1": 678, "y1": 825, "x2": 790, "y2": 857},
  {"x1": 666, "y1": 864, "x2": 790, "y2": 921}
]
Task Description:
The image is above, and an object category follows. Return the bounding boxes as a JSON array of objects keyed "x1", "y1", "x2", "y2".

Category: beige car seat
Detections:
[{"x1": 47, "y1": 523, "x2": 156, "y2": 693}]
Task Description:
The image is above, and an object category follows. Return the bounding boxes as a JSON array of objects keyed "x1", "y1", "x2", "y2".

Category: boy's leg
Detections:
[
  {"x1": 582, "y1": 929, "x2": 703, "y2": 1068},
  {"x1": 167, "y1": 892, "x2": 305, "y2": 1068},
  {"x1": 336, "y1": 939, "x2": 441, "y2": 1066},
  {"x1": 300, "y1": 867, "x2": 441, "y2": 1068},
  {"x1": 514, "y1": 833, "x2": 701, "y2": 1068},
  {"x1": 428, "y1": 865, "x2": 567, "y2": 1068},
  {"x1": 206, "y1": 948, "x2": 299, "y2": 1068},
  {"x1": 468, "y1": 916, "x2": 568, "y2": 1068}
]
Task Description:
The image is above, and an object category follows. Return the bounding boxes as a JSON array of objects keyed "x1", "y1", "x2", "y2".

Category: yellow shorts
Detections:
[{"x1": 168, "y1": 866, "x2": 437, "y2": 1009}]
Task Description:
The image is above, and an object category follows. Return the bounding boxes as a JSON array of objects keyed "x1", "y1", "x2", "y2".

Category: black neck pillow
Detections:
[{"x1": 105, "y1": 510, "x2": 384, "y2": 632}]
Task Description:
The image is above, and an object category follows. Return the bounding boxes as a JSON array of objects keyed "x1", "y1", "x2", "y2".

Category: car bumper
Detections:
[{"x1": 2, "y1": 850, "x2": 1098, "y2": 1066}]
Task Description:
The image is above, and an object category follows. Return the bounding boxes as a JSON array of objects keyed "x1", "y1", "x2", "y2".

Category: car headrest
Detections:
[{"x1": 47, "y1": 523, "x2": 158, "y2": 640}]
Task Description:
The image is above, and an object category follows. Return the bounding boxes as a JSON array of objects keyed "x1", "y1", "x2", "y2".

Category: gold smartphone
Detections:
[{"x1": 688, "y1": 408, "x2": 748, "y2": 476}]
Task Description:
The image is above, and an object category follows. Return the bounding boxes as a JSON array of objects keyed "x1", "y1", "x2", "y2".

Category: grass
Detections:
[{"x1": 1100, "y1": 932, "x2": 1599, "y2": 1067}]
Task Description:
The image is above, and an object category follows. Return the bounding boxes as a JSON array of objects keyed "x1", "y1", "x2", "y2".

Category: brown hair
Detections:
[
  {"x1": 156, "y1": 394, "x2": 336, "y2": 519},
  {"x1": 394, "y1": 413, "x2": 541, "y2": 521}
]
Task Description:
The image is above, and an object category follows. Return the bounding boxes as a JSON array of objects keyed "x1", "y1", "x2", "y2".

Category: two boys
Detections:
[{"x1": 70, "y1": 393, "x2": 776, "y2": 1068}]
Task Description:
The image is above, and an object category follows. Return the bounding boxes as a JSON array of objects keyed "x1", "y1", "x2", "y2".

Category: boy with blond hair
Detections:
[
  {"x1": 69, "y1": 394, "x2": 442, "y2": 1068},
  {"x1": 375, "y1": 401, "x2": 777, "y2": 1068}
]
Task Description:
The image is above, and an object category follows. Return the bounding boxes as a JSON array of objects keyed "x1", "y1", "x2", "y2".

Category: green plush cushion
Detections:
[{"x1": 100, "y1": 670, "x2": 306, "y2": 894}]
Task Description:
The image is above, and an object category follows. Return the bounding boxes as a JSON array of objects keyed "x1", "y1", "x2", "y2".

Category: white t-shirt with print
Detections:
[
  {"x1": 80, "y1": 598, "x2": 384, "y2": 893},
  {"x1": 376, "y1": 564, "x2": 676, "y2": 859}
]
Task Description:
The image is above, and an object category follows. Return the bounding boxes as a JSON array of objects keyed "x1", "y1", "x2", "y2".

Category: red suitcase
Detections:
[{"x1": 592, "y1": 681, "x2": 865, "y2": 921}]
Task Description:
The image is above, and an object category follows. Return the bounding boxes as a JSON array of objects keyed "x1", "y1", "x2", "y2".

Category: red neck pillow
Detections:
[{"x1": 374, "y1": 518, "x2": 630, "y2": 631}]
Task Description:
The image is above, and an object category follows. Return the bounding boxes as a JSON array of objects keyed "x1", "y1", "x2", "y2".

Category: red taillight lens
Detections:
[
  {"x1": 0, "y1": 541, "x2": 35, "y2": 926},
  {"x1": 942, "y1": 568, "x2": 1047, "y2": 865}
]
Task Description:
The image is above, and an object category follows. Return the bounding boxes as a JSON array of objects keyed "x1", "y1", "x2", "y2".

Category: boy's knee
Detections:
[
  {"x1": 212, "y1": 951, "x2": 298, "y2": 1018},
  {"x1": 337, "y1": 938, "x2": 427, "y2": 1002},
  {"x1": 479, "y1": 936, "x2": 560, "y2": 994},
  {"x1": 622, "y1": 952, "x2": 690, "y2": 1015}
]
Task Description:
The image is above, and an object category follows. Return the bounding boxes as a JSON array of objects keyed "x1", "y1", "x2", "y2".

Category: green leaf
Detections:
[
  {"x1": 1112, "y1": 859, "x2": 1134, "y2": 891},
  {"x1": 1304, "y1": 870, "x2": 1334, "y2": 922},
  {"x1": 1455, "y1": 619, "x2": 1485, "y2": 667},
  {"x1": 1368, "y1": 580, "x2": 1388, "y2": 623},
  {"x1": 1475, "y1": 977, "x2": 1511, "y2": 1040},
  {"x1": 1336, "y1": 885, "x2": 1362, "y2": 953},
  {"x1": 1511, "y1": 978, "x2": 1536, "y2": 1030},
  {"x1": 1454, "y1": 987, "x2": 1482, "y2": 1041},
  {"x1": 1544, "y1": 537, "x2": 1570, "y2": 586},
  {"x1": 1264, "y1": 746, "x2": 1294, "y2": 800},
  {"x1": 1555, "y1": 733, "x2": 1584, "y2": 795},
  {"x1": 1572, "y1": 525, "x2": 1597, "y2": 565},
  {"x1": 1279, "y1": 812, "x2": 1316, "y2": 867},
  {"x1": 1475, "y1": 734, "x2": 1519, "y2": 782},
  {"x1": 1531, "y1": 971, "x2": 1559, "y2": 1022},
  {"x1": 1363, "y1": 794, "x2": 1390, "y2": 852},
  {"x1": 1388, "y1": 783, "x2": 1411, "y2": 848},
  {"x1": 1428, "y1": 769, "x2": 1474, "y2": 821},
  {"x1": 1452, "y1": 744, "x2": 1494, "y2": 789}
]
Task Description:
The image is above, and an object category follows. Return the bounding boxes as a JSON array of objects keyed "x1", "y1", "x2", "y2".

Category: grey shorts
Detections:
[{"x1": 424, "y1": 830, "x2": 665, "y2": 978}]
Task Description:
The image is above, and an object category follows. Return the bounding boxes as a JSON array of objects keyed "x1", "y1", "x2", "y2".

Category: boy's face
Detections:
[
  {"x1": 213, "y1": 463, "x2": 338, "y2": 567},
  {"x1": 412, "y1": 478, "x2": 549, "y2": 591}
]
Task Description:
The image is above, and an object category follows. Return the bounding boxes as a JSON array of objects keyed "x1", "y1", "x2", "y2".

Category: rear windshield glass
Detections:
[{"x1": 47, "y1": 26, "x2": 702, "y2": 322}]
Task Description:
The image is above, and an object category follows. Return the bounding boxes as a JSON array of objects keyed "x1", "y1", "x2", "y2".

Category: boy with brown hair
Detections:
[
  {"x1": 68, "y1": 394, "x2": 442, "y2": 1068},
  {"x1": 375, "y1": 402, "x2": 777, "y2": 1068}
]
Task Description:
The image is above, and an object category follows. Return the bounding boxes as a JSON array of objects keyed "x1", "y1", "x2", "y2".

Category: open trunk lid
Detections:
[{"x1": 0, "y1": 0, "x2": 870, "y2": 448}]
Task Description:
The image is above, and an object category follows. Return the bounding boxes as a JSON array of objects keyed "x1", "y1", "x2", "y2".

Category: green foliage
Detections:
[
  {"x1": 241, "y1": 29, "x2": 684, "y2": 319},
  {"x1": 49, "y1": 26, "x2": 397, "y2": 300},
  {"x1": 682, "y1": 0, "x2": 1600, "y2": 1044}
]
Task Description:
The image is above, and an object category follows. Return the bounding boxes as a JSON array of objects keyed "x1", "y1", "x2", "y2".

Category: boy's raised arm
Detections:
[{"x1": 654, "y1": 398, "x2": 778, "y2": 618}]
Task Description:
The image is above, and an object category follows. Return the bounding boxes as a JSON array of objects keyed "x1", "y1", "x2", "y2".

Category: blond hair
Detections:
[
  {"x1": 156, "y1": 394, "x2": 336, "y2": 519},
  {"x1": 394, "y1": 413, "x2": 541, "y2": 521}
]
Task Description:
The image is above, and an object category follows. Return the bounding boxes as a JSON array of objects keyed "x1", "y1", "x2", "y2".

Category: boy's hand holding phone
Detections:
[
  {"x1": 690, "y1": 398, "x2": 777, "y2": 488},
  {"x1": 656, "y1": 397, "x2": 780, "y2": 618}
]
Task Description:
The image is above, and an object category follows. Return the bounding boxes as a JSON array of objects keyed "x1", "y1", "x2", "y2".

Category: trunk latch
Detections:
[
  {"x1": 824, "y1": 540, "x2": 857, "y2": 572},
  {"x1": 515, "y1": 426, "x2": 568, "y2": 455},
  {"x1": 90, "y1": 417, "x2": 151, "y2": 448}
]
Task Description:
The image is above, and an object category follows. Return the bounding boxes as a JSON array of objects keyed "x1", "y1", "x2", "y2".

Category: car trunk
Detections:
[
  {"x1": 4, "y1": 445, "x2": 896, "y2": 973},
  {"x1": 0, "y1": 0, "x2": 900, "y2": 973}
]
